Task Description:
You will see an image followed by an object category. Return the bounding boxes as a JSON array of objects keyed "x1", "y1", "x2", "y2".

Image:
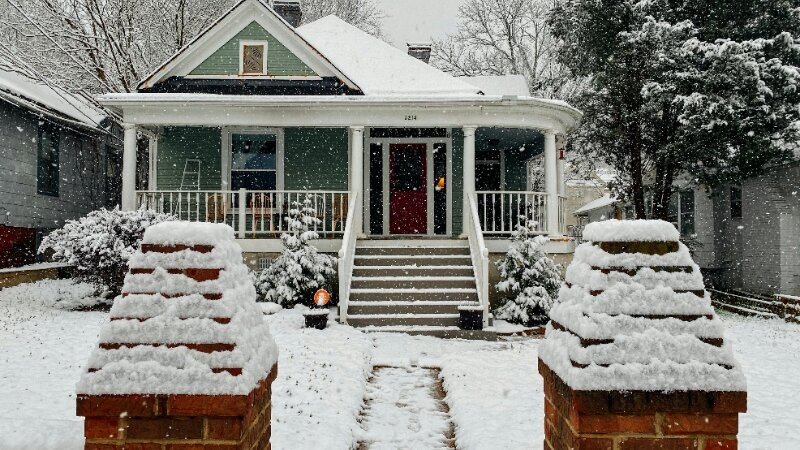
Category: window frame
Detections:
[
  {"x1": 221, "y1": 127, "x2": 284, "y2": 192},
  {"x1": 36, "y1": 123, "x2": 60, "y2": 197},
  {"x1": 679, "y1": 189, "x2": 695, "y2": 236},
  {"x1": 730, "y1": 185, "x2": 742, "y2": 219},
  {"x1": 239, "y1": 40, "x2": 269, "y2": 76}
]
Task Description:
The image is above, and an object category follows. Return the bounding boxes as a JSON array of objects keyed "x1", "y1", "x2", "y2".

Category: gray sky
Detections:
[{"x1": 375, "y1": 0, "x2": 465, "y2": 48}]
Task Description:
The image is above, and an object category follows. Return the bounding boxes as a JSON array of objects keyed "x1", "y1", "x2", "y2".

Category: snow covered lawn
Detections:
[{"x1": 1, "y1": 280, "x2": 799, "y2": 449}]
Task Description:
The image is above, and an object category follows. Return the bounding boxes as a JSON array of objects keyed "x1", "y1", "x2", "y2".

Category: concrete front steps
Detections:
[{"x1": 346, "y1": 240, "x2": 496, "y2": 340}]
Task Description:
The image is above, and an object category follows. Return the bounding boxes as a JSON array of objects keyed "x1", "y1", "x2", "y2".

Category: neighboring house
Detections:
[
  {"x1": 99, "y1": 0, "x2": 582, "y2": 333},
  {"x1": 568, "y1": 167, "x2": 618, "y2": 240},
  {"x1": 690, "y1": 165, "x2": 800, "y2": 297},
  {"x1": 0, "y1": 67, "x2": 119, "y2": 269}
]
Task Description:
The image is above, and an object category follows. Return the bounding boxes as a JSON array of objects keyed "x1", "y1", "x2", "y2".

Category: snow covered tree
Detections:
[
  {"x1": 433, "y1": 0, "x2": 576, "y2": 99},
  {"x1": 254, "y1": 196, "x2": 336, "y2": 307},
  {"x1": 300, "y1": 0, "x2": 384, "y2": 36},
  {"x1": 550, "y1": 0, "x2": 800, "y2": 219},
  {"x1": 495, "y1": 220, "x2": 563, "y2": 326},
  {"x1": 38, "y1": 208, "x2": 176, "y2": 297}
]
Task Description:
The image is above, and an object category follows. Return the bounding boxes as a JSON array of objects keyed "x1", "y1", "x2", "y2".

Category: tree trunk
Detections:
[{"x1": 651, "y1": 158, "x2": 675, "y2": 221}]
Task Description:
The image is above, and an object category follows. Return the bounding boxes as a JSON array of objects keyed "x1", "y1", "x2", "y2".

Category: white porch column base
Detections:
[
  {"x1": 350, "y1": 126, "x2": 365, "y2": 237},
  {"x1": 461, "y1": 126, "x2": 478, "y2": 237},
  {"x1": 121, "y1": 124, "x2": 138, "y2": 211},
  {"x1": 544, "y1": 130, "x2": 560, "y2": 235}
]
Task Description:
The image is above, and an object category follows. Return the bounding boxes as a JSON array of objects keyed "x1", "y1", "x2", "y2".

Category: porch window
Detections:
[
  {"x1": 476, "y1": 149, "x2": 502, "y2": 191},
  {"x1": 231, "y1": 133, "x2": 277, "y2": 191},
  {"x1": 37, "y1": 123, "x2": 60, "y2": 197}
]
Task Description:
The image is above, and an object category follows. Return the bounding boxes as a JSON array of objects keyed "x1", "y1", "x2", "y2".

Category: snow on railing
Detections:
[
  {"x1": 337, "y1": 191, "x2": 360, "y2": 325},
  {"x1": 466, "y1": 193, "x2": 490, "y2": 328},
  {"x1": 136, "y1": 190, "x2": 349, "y2": 239},
  {"x1": 476, "y1": 191, "x2": 548, "y2": 235}
]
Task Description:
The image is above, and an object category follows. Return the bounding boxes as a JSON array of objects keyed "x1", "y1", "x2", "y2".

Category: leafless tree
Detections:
[
  {"x1": 432, "y1": 0, "x2": 575, "y2": 99},
  {"x1": 300, "y1": 0, "x2": 384, "y2": 37},
  {"x1": 0, "y1": 0, "x2": 235, "y2": 95}
]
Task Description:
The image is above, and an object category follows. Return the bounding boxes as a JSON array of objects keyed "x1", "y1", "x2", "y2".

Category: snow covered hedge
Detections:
[
  {"x1": 253, "y1": 197, "x2": 336, "y2": 307},
  {"x1": 39, "y1": 208, "x2": 176, "y2": 296},
  {"x1": 494, "y1": 221, "x2": 562, "y2": 327}
]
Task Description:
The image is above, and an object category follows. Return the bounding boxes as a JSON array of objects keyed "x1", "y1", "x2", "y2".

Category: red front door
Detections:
[{"x1": 390, "y1": 144, "x2": 427, "y2": 234}]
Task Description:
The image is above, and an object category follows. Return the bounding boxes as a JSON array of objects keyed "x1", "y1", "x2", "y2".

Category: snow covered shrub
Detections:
[
  {"x1": 494, "y1": 220, "x2": 563, "y2": 326},
  {"x1": 254, "y1": 196, "x2": 336, "y2": 307},
  {"x1": 39, "y1": 208, "x2": 176, "y2": 297}
]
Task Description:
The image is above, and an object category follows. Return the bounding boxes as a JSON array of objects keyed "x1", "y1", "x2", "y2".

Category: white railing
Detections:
[
  {"x1": 476, "y1": 191, "x2": 548, "y2": 235},
  {"x1": 337, "y1": 191, "x2": 360, "y2": 325},
  {"x1": 559, "y1": 195, "x2": 567, "y2": 235},
  {"x1": 466, "y1": 193, "x2": 491, "y2": 328},
  {"x1": 136, "y1": 190, "x2": 350, "y2": 239}
]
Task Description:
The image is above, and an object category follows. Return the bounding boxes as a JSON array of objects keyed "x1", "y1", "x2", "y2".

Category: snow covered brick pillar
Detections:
[
  {"x1": 76, "y1": 222, "x2": 278, "y2": 450},
  {"x1": 539, "y1": 220, "x2": 747, "y2": 450}
]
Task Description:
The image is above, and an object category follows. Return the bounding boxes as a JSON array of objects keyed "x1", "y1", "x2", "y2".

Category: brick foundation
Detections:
[
  {"x1": 78, "y1": 365, "x2": 277, "y2": 450},
  {"x1": 540, "y1": 360, "x2": 746, "y2": 450}
]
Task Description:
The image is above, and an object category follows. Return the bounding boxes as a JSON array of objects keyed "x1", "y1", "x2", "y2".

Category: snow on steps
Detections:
[
  {"x1": 346, "y1": 240, "x2": 489, "y2": 337},
  {"x1": 360, "y1": 325, "x2": 497, "y2": 341}
]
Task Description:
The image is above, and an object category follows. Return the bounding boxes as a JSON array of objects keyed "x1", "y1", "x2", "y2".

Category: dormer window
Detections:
[{"x1": 240, "y1": 41, "x2": 268, "y2": 75}]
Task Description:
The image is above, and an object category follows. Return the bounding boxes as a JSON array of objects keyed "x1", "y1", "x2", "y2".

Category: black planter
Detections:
[
  {"x1": 304, "y1": 310, "x2": 328, "y2": 330},
  {"x1": 458, "y1": 307, "x2": 484, "y2": 331}
]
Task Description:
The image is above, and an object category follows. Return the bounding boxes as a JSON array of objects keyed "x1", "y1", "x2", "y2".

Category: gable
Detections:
[{"x1": 190, "y1": 21, "x2": 317, "y2": 77}]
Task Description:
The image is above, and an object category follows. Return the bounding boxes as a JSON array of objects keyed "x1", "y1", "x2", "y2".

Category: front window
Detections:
[
  {"x1": 37, "y1": 123, "x2": 60, "y2": 196},
  {"x1": 231, "y1": 133, "x2": 277, "y2": 191}
]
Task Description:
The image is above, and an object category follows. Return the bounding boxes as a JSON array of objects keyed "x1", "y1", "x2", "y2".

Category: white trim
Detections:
[
  {"x1": 239, "y1": 40, "x2": 269, "y2": 75},
  {"x1": 106, "y1": 97, "x2": 580, "y2": 135},
  {"x1": 365, "y1": 130, "x2": 453, "y2": 237},
  {"x1": 137, "y1": 0, "x2": 360, "y2": 90},
  {"x1": 221, "y1": 127, "x2": 285, "y2": 191}
]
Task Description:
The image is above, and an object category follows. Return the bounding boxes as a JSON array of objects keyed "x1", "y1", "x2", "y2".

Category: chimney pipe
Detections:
[
  {"x1": 407, "y1": 43, "x2": 432, "y2": 64},
  {"x1": 273, "y1": 1, "x2": 303, "y2": 28}
]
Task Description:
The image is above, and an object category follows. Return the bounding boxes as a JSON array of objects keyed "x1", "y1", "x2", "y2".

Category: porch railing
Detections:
[
  {"x1": 476, "y1": 191, "x2": 548, "y2": 235},
  {"x1": 136, "y1": 190, "x2": 350, "y2": 239},
  {"x1": 466, "y1": 193, "x2": 490, "y2": 328},
  {"x1": 337, "y1": 191, "x2": 361, "y2": 325}
]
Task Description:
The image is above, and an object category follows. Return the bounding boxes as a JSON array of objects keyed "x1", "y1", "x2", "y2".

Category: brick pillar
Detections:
[
  {"x1": 539, "y1": 220, "x2": 747, "y2": 450},
  {"x1": 77, "y1": 223, "x2": 278, "y2": 450}
]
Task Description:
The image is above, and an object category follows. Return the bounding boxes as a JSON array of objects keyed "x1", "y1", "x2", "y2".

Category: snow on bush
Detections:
[
  {"x1": 494, "y1": 221, "x2": 562, "y2": 327},
  {"x1": 38, "y1": 208, "x2": 175, "y2": 297},
  {"x1": 254, "y1": 196, "x2": 336, "y2": 307}
]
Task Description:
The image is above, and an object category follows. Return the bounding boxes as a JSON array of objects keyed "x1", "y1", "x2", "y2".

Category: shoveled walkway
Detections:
[{"x1": 356, "y1": 366, "x2": 456, "y2": 450}]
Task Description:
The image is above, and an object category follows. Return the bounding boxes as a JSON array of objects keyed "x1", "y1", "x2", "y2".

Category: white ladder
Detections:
[{"x1": 180, "y1": 159, "x2": 201, "y2": 190}]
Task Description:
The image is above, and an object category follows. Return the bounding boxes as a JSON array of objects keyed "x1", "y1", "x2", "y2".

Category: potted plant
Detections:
[{"x1": 458, "y1": 304, "x2": 484, "y2": 330}]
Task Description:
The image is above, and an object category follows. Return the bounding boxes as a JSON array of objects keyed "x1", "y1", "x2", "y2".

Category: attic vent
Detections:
[{"x1": 242, "y1": 44, "x2": 266, "y2": 74}]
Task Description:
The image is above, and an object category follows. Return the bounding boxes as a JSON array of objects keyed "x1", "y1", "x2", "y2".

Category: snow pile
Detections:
[
  {"x1": 76, "y1": 222, "x2": 277, "y2": 395},
  {"x1": 582, "y1": 219, "x2": 680, "y2": 242},
  {"x1": 540, "y1": 220, "x2": 746, "y2": 391}
]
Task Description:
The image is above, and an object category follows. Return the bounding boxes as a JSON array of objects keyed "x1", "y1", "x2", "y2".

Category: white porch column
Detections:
[
  {"x1": 556, "y1": 136, "x2": 566, "y2": 197},
  {"x1": 462, "y1": 126, "x2": 478, "y2": 233},
  {"x1": 544, "y1": 130, "x2": 560, "y2": 235},
  {"x1": 121, "y1": 124, "x2": 138, "y2": 211},
  {"x1": 349, "y1": 126, "x2": 365, "y2": 236}
]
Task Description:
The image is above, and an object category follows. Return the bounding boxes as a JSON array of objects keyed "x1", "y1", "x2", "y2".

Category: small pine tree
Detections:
[
  {"x1": 494, "y1": 220, "x2": 563, "y2": 326},
  {"x1": 254, "y1": 196, "x2": 336, "y2": 306}
]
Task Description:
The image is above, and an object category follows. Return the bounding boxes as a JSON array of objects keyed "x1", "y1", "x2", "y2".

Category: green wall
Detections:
[
  {"x1": 157, "y1": 127, "x2": 222, "y2": 190},
  {"x1": 284, "y1": 128, "x2": 349, "y2": 190},
  {"x1": 191, "y1": 21, "x2": 317, "y2": 76}
]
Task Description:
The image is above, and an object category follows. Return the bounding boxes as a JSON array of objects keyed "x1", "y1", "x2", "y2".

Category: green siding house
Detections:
[{"x1": 99, "y1": 0, "x2": 581, "y2": 332}]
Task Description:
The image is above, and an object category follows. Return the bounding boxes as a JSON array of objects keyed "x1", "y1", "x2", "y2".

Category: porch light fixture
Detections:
[{"x1": 436, "y1": 177, "x2": 446, "y2": 191}]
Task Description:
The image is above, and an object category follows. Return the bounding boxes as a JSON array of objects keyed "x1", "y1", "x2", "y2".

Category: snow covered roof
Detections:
[
  {"x1": 297, "y1": 16, "x2": 481, "y2": 97},
  {"x1": 539, "y1": 220, "x2": 746, "y2": 392},
  {"x1": 462, "y1": 75, "x2": 531, "y2": 97},
  {"x1": 77, "y1": 222, "x2": 278, "y2": 395},
  {"x1": 574, "y1": 194, "x2": 618, "y2": 215},
  {"x1": 0, "y1": 67, "x2": 106, "y2": 128}
]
